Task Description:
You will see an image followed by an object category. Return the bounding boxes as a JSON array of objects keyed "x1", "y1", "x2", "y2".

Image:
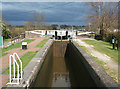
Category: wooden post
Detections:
[
  {"x1": 116, "y1": 40, "x2": 118, "y2": 50},
  {"x1": 118, "y1": 39, "x2": 120, "y2": 50},
  {"x1": 114, "y1": 38, "x2": 116, "y2": 49}
]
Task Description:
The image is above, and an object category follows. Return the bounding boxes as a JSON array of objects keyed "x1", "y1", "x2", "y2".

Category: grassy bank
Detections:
[
  {"x1": 83, "y1": 40, "x2": 119, "y2": 63},
  {"x1": 2, "y1": 51, "x2": 38, "y2": 74},
  {"x1": 2, "y1": 38, "x2": 49, "y2": 74},
  {"x1": 3, "y1": 39, "x2": 11, "y2": 44},
  {"x1": 36, "y1": 39, "x2": 49, "y2": 48},
  {"x1": 0, "y1": 53, "x2": 8, "y2": 58},
  {"x1": 79, "y1": 41, "x2": 119, "y2": 83},
  {"x1": 2, "y1": 39, "x2": 35, "y2": 53},
  {"x1": 91, "y1": 55, "x2": 118, "y2": 82}
]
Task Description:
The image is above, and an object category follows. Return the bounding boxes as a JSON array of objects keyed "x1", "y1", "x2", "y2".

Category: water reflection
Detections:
[
  {"x1": 52, "y1": 72, "x2": 70, "y2": 87},
  {"x1": 51, "y1": 41, "x2": 70, "y2": 87},
  {"x1": 51, "y1": 57, "x2": 70, "y2": 87}
]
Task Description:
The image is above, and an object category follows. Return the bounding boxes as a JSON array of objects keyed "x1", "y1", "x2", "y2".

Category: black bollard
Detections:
[
  {"x1": 112, "y1": 36, "x2": 115, "y2": 49},
  {"x1": 45, "y1": 31, "x2": 47, "y2": 35},
  {"x1": 66, "y1": 31, "x2": 68, "y2": 39},
  {"x1": 76, "y1": 31, "x2": 78, "y2": 36},
  {"x1": 55, "y1": 31, "x2": 57, "y2": 39}
]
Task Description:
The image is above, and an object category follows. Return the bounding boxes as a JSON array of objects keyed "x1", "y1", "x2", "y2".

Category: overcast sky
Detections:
[{"x1": 2, "y1": 2, "x2": 92, "y2": 26}]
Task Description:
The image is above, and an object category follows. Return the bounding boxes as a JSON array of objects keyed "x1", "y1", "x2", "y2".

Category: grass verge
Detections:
[
  {"x1": 83, "y1": 40, "x2": 119, "y2": 63},
  {"x1": 79, "y1": 44, "x2": 119, "y2": 83},
  {"x1": 2, "y1": 39, "x2": 35, "y2": 53},
  {"x1": 36, "y1": 39, "x2": 49, "y2": 48},
  {"x1": 2, "y1": 38, "x2": 49, "y2": 74},
  {"x1": 3, "y1": 39, "x2": 11, "y2": 43},
  {"x1": 0, "y1": 52, "x2": 8, "y2": 58},
  {"x1": 2, "y1": 51, "x2": 38, "y2": 74}
]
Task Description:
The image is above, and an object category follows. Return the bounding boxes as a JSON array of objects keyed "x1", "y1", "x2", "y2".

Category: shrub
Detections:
[
  {"x1": 2, "y1": 23, "x2": 11, "y2": 39},
  {"x1": 106, "y1": 34, "x2": 113, "y2": 43}
]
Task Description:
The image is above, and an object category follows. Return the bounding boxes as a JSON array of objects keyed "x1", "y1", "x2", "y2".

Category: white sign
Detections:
[
  {"x1": 112, "y1": 39, "x2": 114, "y2": 43},
  {"x1": 22, "y1": 42, "x2": 27, "y2": 45}
]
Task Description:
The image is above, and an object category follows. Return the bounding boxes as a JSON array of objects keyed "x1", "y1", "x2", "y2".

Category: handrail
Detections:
[
  {"x1": 7, "y1": 53, "x2": 23, "y2": 85},
  {"x1": 8, "y1": 55, "x2": 19, "y2": 84},
  {"x1": 13, "y1": 53, "x2": 23, "y2": 79}
]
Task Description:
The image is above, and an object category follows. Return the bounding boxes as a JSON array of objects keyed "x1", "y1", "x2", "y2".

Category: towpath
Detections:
[
  {"x1": 74, "y1": 37, "x2": 119, "y2": 82},
  {"x1": 0, "y1": 37, "x2": 49, "y2": 88}
]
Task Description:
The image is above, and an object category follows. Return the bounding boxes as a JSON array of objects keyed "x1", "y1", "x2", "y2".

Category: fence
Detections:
[{"x1": 3, "y1": 33, "x2": 25, "y2": 48}]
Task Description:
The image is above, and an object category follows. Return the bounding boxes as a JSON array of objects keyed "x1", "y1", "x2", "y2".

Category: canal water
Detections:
[{"x1": 31, "y1": 41, "x2": 97, "y2": 87}]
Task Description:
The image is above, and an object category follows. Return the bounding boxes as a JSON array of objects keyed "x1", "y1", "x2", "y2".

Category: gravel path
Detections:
[{"x1": 74, "y1": 37, "x2": 119, "y2": 75}]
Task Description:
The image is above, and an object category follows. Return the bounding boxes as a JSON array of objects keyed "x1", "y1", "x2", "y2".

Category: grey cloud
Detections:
[{"x1": 2, "y1": 2, "x2": 91, "y2": 25}]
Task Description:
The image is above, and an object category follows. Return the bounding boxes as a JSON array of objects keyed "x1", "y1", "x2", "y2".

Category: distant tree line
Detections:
[
  {"x1": 60, "y1": 25, "x2": 85, "y2": 29},
  {"x1": 1, "y1": 11, "x2": 86, "y2": 39},
  {"x1": 24, "y1": 11, "x2": 86, "y2": 31}
]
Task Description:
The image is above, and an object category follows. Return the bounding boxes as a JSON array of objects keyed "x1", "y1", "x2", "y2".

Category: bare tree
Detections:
[
  {"x1": 88, "y1": 2, "x2": 118, "y2": 40},
  {"x1": 31, "y1": 11, "x2": 45, "y2": 30},
  {"x1": 24, "y1": 21, "x2": 31, "y2": 31}
]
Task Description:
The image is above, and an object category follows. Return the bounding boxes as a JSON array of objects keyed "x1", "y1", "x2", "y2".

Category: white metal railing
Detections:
[
  {"x1": 27, "y1": 30, "x2": 76, "y2": 36},
  {"x1": 7, "y1": 53, "x2": 23, "y2": 85}
]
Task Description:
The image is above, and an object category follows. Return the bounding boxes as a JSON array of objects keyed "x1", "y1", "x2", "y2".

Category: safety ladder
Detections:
[{"x1": 7, "y1": 53, "x2": 23, "y2": 85}]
